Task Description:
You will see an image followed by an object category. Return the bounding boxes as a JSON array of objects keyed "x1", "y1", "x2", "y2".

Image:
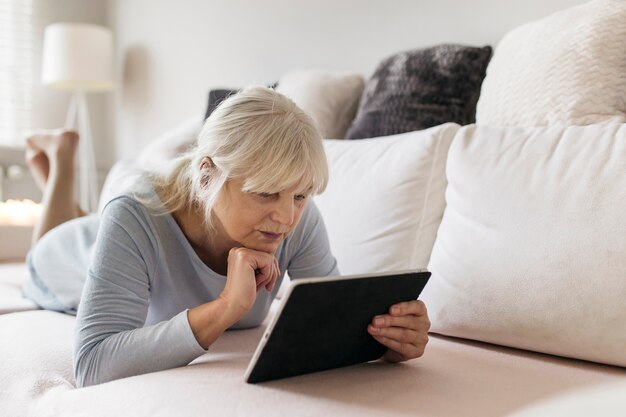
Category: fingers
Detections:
[
  {"x1": 227, "y1": 247, "x2": 280, "y2": 294},
  {"x1": 254, "y1": 254, "x2": 280, "y2": 293},
  {"x1": 368, "y1": 300, "x2": 431, "y2": 332},
  {"x1": 253, "y1": 258, "x2": 273, "y2": 281},
  {"x1": 368, "y1": 323, "x2": 420, "y2": 341},
  {"x1": 369, "y1": 323, "x2": 429, "y2": 361},
  {"x1": 222, "y1": 248, "x2": 282, "y2": 320},
  {"x1": 389, "y1": 300, "x2": 428, "y2": 317},
  {"x1": 367, "y1": 300, "x2": 431, "y2": 362},
  {"x1": 265, "y1": 257, "x2": 280, "y2": 292},
  {"x1": 369, "y1": 313, "x2": 431, "y2": 332},
  {"x1": 254, "y1": 265, "x2": 271, "y2": 290},
  {"x1": 373, "y1": 335, "x2": 427, "y2": 361},
  {"x1": 368, "y1": 319, "x2": 429, "y2": 340}
]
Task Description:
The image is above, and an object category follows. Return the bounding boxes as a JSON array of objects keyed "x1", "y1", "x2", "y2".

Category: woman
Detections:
[{"x1": 22, "y1": 86, "x2": 430, "y2": 387}]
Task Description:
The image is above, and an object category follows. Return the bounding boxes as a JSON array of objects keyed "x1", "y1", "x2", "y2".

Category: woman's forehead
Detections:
[{"x1": 235, "y1": 176, "x2": 313, "y2": 194}]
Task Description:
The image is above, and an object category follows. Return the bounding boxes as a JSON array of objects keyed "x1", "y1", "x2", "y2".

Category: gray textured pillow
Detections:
[{"x1": 345, "y1": 44, "x2": 492, "y2": 139}]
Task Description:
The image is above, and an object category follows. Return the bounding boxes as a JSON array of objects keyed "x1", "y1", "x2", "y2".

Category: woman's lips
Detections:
[{"x1": 260, "y1": 231, "x2": 282, "y2": 240}]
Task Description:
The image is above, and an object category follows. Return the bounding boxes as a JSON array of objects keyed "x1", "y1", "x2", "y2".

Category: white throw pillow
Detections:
[
  {"x1": 315, "y1": 123, "x2": 460, "y2": 275},
  {"x1": 421, "y1": 123, "x2": 626, "y2": 367},
  {"x1": 476, "y1": 0, "x2": 626, "y2": 127},
  {"x1": 276, "y1": 70, "x2": 365, "y2": 139}
]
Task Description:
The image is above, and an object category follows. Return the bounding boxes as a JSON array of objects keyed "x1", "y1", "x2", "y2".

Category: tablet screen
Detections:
[{"x1": 245, "y1": 270, "x2": 431, "y2": 383}]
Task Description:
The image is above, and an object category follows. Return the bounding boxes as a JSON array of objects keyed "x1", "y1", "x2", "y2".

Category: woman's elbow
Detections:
[
  {"x1": 74, "y1": 354, "x2": 94, "y2": 388},
  {"x1": 73, "y1": 346, "x2": 107, "y2": 388}
]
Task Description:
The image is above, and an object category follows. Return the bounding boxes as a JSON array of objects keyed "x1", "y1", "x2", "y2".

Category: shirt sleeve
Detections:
[
  {"x1": 286, "y1": 201, "x2": 340, "y2": 279},
  {"x1": 73, "y1": 197, "x2": 206, "y2": 388}
]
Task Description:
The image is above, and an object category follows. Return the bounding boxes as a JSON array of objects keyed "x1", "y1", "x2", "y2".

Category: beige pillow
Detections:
[
  {"x1": 421, "y1": 123, "x2": 626, "y2": 367},
  {"x1": 476, "y1": 0, "x2": 626, "y2": 126},
  {"x1": 276, "y1": 70, "x2": 365, "y2": 139}
]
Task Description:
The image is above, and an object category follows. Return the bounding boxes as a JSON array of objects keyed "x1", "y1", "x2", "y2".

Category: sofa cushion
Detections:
[
  {"x1": 276, "y1": 70, "x2": 365, "y2": 139},
  {"x1": 315, "y1": 123, "x2": 459, "y2": 275},
  {"x1": 0, "y1": 263, "x2": 38, "y2": 314},
  {"x1": 344, "y1": 44, "x2": 492, "y2": 139},
  {"x1": 2, "y1": 300, "x2": 621, "y2": 416},
  {"x1": 509, "y1": 381, "x2": 626, "y2": 417},
  {"x1": 0, "y1": 310, "x2": 75, "y2": 416},
  {"x1": 421, "y1": 123, "x2": 626, "y2": 367},
  {"x1": 476, "y1": 0, "x2": 626, "y2": 126}
]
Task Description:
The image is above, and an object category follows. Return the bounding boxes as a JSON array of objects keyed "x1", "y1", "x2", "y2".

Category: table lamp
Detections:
[{"x1": 41, "y1": 23, "x2": 114, "y2": 212}]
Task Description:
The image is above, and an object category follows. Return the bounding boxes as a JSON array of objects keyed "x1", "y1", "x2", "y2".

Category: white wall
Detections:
[{"x1": 107, "y1": 0, "x2": 587, "y2": 165}]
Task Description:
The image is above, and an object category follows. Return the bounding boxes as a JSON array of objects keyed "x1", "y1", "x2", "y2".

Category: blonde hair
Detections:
[{"x1": 145, "y1": 86, "x2": 329, "y2": 234}]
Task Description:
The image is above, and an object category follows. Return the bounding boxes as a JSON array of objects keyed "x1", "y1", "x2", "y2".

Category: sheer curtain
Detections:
[{"x1": 0, "y1": 0, "x2": 34, "y2": 147}]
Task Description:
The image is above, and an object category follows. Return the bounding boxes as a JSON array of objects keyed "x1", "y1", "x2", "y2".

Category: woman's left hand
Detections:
[{"x1": 367, "y1": 300, "x2": 431, "y2": 362}]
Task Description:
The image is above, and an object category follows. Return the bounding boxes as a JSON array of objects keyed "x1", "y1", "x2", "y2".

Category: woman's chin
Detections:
[
  {"x1": 244, "y1": 239, "x2": 282, "y2": 254},
  {"x1": 259, "y1": 243, "x2": 281, "y2": 254}
]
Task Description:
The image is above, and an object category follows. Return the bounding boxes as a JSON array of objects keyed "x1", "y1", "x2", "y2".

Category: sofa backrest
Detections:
[
  {"x1": 421, "y1": 122, "x2": 626, "y2": 367},
  {"x1": 105, "y1": 118, "x2": 626, "y2": 368}
]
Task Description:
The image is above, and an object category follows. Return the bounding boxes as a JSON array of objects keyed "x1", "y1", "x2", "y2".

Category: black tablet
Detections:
[{"x1": 244, "y1": 269, "x2": 431, "y2": 383}]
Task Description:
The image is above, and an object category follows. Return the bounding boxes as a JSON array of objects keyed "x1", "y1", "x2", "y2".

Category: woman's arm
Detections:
[
  {"x1": 74, "y1": 198, "x2": 206, "y2": 387},
  {"x1": 188, "y1": 246, "x2": 280, "y2": 348}
]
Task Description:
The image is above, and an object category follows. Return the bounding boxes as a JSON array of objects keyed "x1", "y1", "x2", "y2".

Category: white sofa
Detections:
[
  {"x1": 1, "y1": 119, "x2": 625, "y2": 417},
  {"x1": 5, "y1": 1, "x2": 626, "y2": 413}
]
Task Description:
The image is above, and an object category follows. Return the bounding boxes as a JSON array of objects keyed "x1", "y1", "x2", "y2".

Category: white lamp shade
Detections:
[{"x1": 42, "y1": 23, "x2": 115, "y2": 92}]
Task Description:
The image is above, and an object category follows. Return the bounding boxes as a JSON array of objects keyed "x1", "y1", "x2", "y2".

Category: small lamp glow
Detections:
[{"x1": 41, "y1": 23, "x2": 115, "y2": 212}]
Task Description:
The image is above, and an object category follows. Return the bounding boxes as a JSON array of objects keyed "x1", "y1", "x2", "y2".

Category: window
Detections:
[{"x1": 0, "y1": 0, "x2": 34, "y2": 146}]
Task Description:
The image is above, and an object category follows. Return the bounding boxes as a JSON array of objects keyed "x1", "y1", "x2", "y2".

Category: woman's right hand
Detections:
[
  {"x1": 219, "y1": 247, "x2": 280, "y2": 322},
  {"x1": 188, "y1": 247, "x2": 279, "y2": 349}
]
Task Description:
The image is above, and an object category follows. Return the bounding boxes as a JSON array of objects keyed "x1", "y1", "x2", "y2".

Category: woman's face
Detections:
[{"x1": 211, "y1": 178, "x2": 310, "y2": 254}]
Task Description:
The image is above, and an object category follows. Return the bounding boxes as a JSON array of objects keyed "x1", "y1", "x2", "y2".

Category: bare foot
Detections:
[{"x1": 25, "y1": 129, "x2": 79, "y2": 192}]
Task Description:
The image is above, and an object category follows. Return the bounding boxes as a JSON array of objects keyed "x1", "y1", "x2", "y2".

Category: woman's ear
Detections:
[
  {"x1": 199, "y1": 157, "x2": 215, "y2": 187},
  {"x1": 200, "y1": 156, "x2": 215, "y2": 171}
]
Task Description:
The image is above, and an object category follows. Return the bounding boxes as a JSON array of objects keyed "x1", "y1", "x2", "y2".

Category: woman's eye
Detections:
[{"x1": 254, "y1": 192, "x2": 307, "y2": 201}]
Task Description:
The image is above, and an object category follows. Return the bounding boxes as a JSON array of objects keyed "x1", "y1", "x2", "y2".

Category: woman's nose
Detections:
[{"x1": 271, "y1": 198, "x2": 295, "y2": 226}]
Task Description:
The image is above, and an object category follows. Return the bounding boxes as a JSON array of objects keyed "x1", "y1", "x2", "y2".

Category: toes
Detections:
[{"x1": 58, "y1": 129, "x2": 79, "y2": 143}]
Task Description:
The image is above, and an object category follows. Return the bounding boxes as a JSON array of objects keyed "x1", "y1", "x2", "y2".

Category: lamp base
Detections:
[{"x1": 65, "y1": 91, "x2": 99, "y2": 213}]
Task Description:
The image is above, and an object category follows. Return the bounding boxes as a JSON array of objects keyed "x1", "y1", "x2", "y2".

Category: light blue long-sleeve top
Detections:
[{"x1": 23, "y1": 185, "x2": 338, "y2": 387}]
